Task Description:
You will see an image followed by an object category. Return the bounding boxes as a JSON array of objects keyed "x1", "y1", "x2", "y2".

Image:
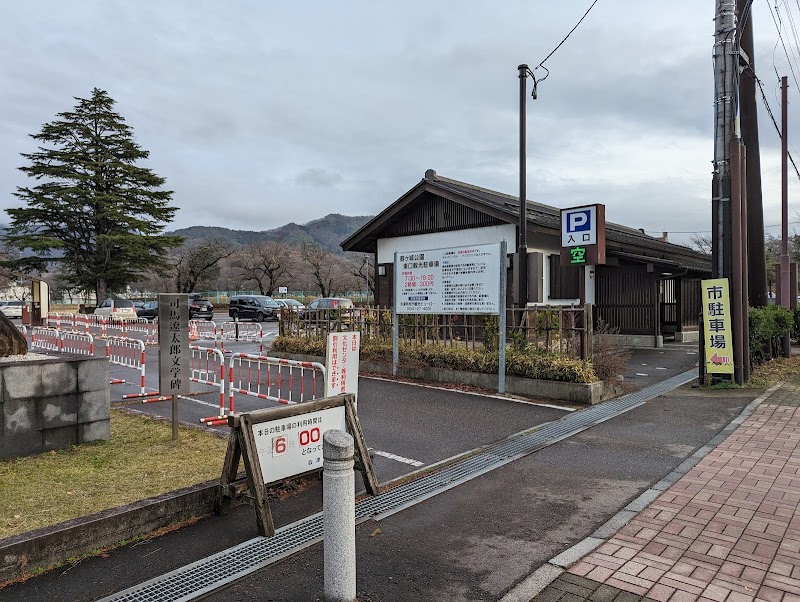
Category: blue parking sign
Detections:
[{"x1": 561, "y1": 206, "x2": 597, "y2": 247}]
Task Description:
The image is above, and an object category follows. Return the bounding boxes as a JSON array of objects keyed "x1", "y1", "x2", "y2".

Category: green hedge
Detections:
[
  {"x1": 270, "y1": 336, "x2": 597, "y2": 384},
  {"x1": 749, "y1": 305, "x2": 793, "y2": 365}
]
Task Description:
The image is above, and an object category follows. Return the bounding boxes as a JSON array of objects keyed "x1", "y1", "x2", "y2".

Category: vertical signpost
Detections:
[
  {"x1": 393, "y1": 242, "x2": 507, "y2": 393},
  {"x1": 325, "y1": 331, "x2": 361, "y2": 408},
  {"x1": 701, "y1": 278, "x2": 734, "y2": 379},
  {"x1": 158, "y1": 294, "x2": 190, "y2": 440}
]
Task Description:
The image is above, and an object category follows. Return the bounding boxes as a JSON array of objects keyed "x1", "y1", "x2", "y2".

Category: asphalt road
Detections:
[{"x1": 0, "y1": 385, "x2": 760, "y2": 602}]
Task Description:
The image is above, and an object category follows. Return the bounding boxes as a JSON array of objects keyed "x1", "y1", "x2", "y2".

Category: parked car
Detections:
[
  {"x1": 190, "y1": 298, "x2": 214, "y2": 320},
  {"x1": 137, "y1": 300, "x2": 158, "y2": 321},
  {"x1": 302, "y1": 297, "x2": 355, "y2": 326},
  {"x1": 228, "y1": 295, "x2": 281, "y2": 322},
  {"x1": 0, "y1": 300, "x2": 24, "y2": 319},
  {"x1": 275, "y1": 298, "x2": 306, "y2": 313},
  {"x1": 94, "y1": 298, "x2": 138, "y2": 320},
  {"x1": 305, "y1": 297, "x2": 354, "y2": 312}
]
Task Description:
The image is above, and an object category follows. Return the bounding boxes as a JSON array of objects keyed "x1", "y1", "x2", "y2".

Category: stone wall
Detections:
[{"x1": 1, "y1": 355, "x2": 110, "y2": 459}]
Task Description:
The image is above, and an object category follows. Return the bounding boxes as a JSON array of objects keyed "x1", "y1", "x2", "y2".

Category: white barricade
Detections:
[
  {"x1": 16, "y1": 324, "x2": 27, "y2": 338},
  {"x1": 45, "y1": 312, "x2": 62, "y2": 329},
  {"x1": 58, "y1": 313, "x2": 77, "y2": 330},
  {"x1": 31, "y1": 327, "x2": 60, "y2": 352},
  {"x1": 88, "y1": 314, "x2": 107, "y2": 338},
  {"x1": 228, "y1": 353, "x2": 326, "y2": 413},
  {"x1": 220, "y1": 322, "x2": 262, "y2": 353},
  {"x1": 60, "y1": 331, "x2": 94, "y2": 356},
  {"x1": 189, "y1": 319, "x2": 217, "y2": 344},
  {"x1": 188, "y1": 345, "x2": 228, "y2": 426},
  {"x1": 127, "y1": 317, "x2": 158, "y2": 345},
  {"x1": 105, "y1": 336, "x2": 157, "y2": 399}
]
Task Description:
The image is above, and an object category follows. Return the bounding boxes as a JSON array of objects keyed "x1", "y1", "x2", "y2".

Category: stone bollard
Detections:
[{"x1": 323, "y1": 429, "x2": 356, "y2": 602}]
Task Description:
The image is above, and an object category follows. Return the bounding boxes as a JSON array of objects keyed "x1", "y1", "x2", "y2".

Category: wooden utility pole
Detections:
[
  {"x1": 737, "y1": 0, "x2": 768, "y2": 307},
  {"x1": 779, "y1": 76, "x2": 792, "y2": 357}
]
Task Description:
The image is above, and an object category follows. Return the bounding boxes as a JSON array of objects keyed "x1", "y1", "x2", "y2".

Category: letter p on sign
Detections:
[{"x1": 568, "y1": 210, "x2": 591, "y2": 233}]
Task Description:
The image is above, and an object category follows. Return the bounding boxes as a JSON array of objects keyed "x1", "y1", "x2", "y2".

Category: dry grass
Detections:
[
  {"x1": 747, "y1": 355, "x2": 800, "y2": 389},
  {"x1": 0, "y1": 410, "x2": 228, "y2": 540}
]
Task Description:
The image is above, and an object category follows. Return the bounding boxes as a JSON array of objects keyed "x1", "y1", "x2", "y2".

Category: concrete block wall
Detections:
[{"x1": 1, "y1": 355, "x2": 110, "y2": 459}]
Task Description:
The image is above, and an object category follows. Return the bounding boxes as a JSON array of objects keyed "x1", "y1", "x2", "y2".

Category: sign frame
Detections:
[
  {"x1": 215, "y1": 394, "x2": 378, "y2": 537},
  {"x1": 559, "y1": 204, "x2": 606, "y2": 267},
  {"x1": 324, "y1": 331, "x2": 360, "y2": 405},
  {"x1": 701, "y1": 277, "x2": 734, "y2": 375}
]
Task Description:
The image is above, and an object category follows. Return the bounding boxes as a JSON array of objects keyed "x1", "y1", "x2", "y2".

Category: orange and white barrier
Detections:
[
  {"x1": 105, "y1": 336, "x2": 158, "y2": 399},
  {"x1": 127, "y1": 317, "x2": 157, "y2": 345},
  {"x1": 227, "y1": 353, "x2": 325, "y2": 416},
  {"x1": 31, "y1": 327, "x2": 61, "y2": 352},
  {"x1": 188, "y1": 345, "x2": 227, "y2": 426},
  {"x1": 60, "y1": 331, "x2": 94, "y2": 356},
  {"x1": 189, "y1": 319, "x2": 216, "y2": 344},
  {"x1": 220, "y1": 322, "x2": 262, "y2": 353}
]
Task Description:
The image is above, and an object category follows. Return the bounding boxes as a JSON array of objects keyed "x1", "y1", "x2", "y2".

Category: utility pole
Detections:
[
  {"x1": 713, "y1": 0, "x2": 737, "y2": 279},
  {"x1": 517, "y1": 64, "x2": 529, "y2": 310},
  {"x1": 737, "y1": 0, "x2": 768, "y2": 307},
  {"x1": 780, "y1": 76, "x2": 792, "y2": 356}
]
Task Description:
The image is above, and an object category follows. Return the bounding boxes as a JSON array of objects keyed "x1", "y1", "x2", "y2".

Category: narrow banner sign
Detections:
[{"x1": 701, "y1": 278, "x2": 734, "y2": 375}]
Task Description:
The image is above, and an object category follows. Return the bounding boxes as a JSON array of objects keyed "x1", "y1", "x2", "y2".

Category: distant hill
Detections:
[{"x1": 169, "y1": 213, "x2": 373, "y2": 254}]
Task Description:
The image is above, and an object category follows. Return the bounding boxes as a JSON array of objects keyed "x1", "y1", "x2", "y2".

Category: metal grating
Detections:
[{"x1": 103, "y1": 369, "x2": 697, "y2": 601}]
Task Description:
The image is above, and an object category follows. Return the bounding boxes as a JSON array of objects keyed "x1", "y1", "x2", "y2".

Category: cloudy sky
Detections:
[{"x1": 2, "y1": 1, "x2": 799, "y2": 246}]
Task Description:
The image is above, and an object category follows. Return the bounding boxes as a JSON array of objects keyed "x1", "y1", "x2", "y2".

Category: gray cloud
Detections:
[{"x1": 1, "y1": 0, "x2": 798, "y2": 238}]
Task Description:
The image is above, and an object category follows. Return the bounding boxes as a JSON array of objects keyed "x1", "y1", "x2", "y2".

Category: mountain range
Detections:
[{"x1": 168, "y1": 213, "x2": 373, "y2": 254}]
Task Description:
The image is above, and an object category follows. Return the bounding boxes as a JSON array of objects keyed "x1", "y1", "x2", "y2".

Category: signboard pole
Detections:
[
  {"x1": 498, "y1": 240, "x2": 507, "y2": 394},
  {"x1": 157, "y1": 294, "x2": 190, "y2": 441},
  {"x1": 392, "y1": 251, "x2": 399, "y2": 377}
]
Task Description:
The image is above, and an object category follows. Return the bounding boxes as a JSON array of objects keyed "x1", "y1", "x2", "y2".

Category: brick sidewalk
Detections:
[{"x1": 536, "y1": 382, "x2": 800, "y2": 602}]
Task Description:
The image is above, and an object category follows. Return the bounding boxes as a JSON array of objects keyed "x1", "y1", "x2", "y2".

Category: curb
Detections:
[
  {"x1": 0, "y1": 479, "x2": 220, "y2": 583},
  {"x1": 499, "y1": 381, "x2": 783, "y2": 602}
]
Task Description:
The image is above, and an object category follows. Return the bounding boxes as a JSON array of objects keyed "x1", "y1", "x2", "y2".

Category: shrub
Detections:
[
  {"x1": 270, "y1": 336, "x2": 597, "y2": 383},
  {"x1": 591, "y1": 319, "x2": 631, "y2": 382},
  {"x1": 749, "y1": 305, "x2": 793, "y2": 365}
]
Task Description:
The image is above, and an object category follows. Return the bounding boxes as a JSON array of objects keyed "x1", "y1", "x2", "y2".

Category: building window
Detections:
[
  {"x1": 378, "y1": 265, "x2": 386, "y2": 276},
  {"x1": 548, "y1": 254, "x2": 580, "y2": 299}
]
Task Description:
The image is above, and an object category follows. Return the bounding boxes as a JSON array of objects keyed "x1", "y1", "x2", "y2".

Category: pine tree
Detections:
[{"x1": 4, "y1": 88, "x2": 183, "y2": 302}]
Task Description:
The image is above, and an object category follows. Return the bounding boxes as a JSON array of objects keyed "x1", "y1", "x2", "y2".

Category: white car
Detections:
[
  {"x1": 0, "y1": 301, "x2": 23, "y2": 319},
  {"x1": 94, "y1": 298, "x2": 138, "y2": 320}
]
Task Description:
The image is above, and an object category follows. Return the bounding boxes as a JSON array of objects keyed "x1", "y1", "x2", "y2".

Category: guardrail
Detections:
[
  {"x1": 127, "y1": 317, "x2": 158, "y2": 345},
  {"x1": 227, "y1": 353, "x2": 325, "y2": 412}
]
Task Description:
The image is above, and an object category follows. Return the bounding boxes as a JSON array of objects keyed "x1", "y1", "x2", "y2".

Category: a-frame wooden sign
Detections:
[{"x1": 215, "y1": 393, "x2": 378, "y2": 536}]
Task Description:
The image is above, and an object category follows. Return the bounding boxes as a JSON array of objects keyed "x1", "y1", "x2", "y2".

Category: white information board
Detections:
[
  {"x1": 394, "y1": 243, "x2": 502, "y2": 315},
  {"x1": 325, "y1": 331, "x2": 360, "y2": 404},
  {"x1": 250, "y1": 406, "x2": 347, "y2": 483}
]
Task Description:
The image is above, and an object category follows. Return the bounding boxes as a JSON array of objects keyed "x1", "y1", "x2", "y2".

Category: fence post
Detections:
[
  {"x1": 323, "y1": 429, "x2": 356, "y2": 602},
  {"x1": 582, "y1": 303, "x2": 593, "y2": 360}
]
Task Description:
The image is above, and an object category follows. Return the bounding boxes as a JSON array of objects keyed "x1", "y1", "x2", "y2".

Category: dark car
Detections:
[
  {"x1": 228, "y1": 295, "x2": 280, "y2": 322},
  {"x1": 190, "y1": 299, "x2": 214, "y2": 320},
  {"x1": 137, "y1": 301, "x2": 158, "y2": 320}
]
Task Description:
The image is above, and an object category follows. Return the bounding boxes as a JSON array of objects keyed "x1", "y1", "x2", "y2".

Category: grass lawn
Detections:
[{"x1": 0, "y1": 409, "x2": 228, "y2": 540}]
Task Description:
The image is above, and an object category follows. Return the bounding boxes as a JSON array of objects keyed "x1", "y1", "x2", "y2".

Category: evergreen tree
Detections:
[{"x1": 4, "y1": 88, "x2": 183, "y2": 301}]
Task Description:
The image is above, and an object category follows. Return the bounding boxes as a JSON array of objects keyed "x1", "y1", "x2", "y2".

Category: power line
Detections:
[
  {"x1": 533, "y1": 0, "x2": 600, "y2": 84},
  {"x1": 765, "y1": 0, "x2": 800, "y2": 90},
  {"x1": 753, "y1": 72, "x2": 800, "y2": 180},
  {"x1": 644, "y1": 221, "x2": 800, "y2": 235}
]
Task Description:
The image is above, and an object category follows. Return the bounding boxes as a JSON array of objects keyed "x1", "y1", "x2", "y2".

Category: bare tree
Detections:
[
  {"x1": 346, "y1": 252, "x2": 374, "y2": 297},
  {"x1": 301, "y1": 244, "x2": 357, "y2": 297},
  {"x1": 231, "y1": 241, "x2": 293, "y2": 295},
  {"x1": 688, "y1": 234, "x2": 712, "y2": 255},
  {"x1": 174, "y1": 240, "x2": 235, "y2": 293}
]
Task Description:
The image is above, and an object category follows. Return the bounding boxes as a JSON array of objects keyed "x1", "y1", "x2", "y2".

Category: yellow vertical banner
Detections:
[{"x1": 700, "y1": 278, "x2": 734, "y2": 375}]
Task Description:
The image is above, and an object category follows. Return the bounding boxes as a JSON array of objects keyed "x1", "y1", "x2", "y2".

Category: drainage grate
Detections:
[{"x1": 103, "y1": 369, "x2": 697, "y2": 602}]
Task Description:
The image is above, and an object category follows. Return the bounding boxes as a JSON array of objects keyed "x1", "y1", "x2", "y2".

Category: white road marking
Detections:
[
  {"x1": 635, "y1": 373, "x2": 648, "y2": 377},
  {"x1": 373, "y1": 450, "x2": 424, "y2": 467},
  {"x1": 655, "y1": 367, "x2": 667, "y2": 370},
  {"x1": 641, "y1": 363, "x2": 648, "y2": 366},
  {"x1": 364, "y1": 376, "x2": 575, "y2": 411}
]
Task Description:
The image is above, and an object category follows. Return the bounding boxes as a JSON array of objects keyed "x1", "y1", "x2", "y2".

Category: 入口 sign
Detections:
[
  {"x1": 701, "y1": 278, "x2": 734, "y2": 375},
  {"x1": 562, "y1": 206, "x2": 597, "y2": 247},
  {"x1": 559, "y1": 204, "x2": 606, "y2": 267}
]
